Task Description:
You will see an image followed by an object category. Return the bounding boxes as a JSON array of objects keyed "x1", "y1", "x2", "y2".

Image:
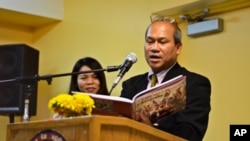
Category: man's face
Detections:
[{"x1": 144, "y1": 21, "x2": 182, "y2": 73}]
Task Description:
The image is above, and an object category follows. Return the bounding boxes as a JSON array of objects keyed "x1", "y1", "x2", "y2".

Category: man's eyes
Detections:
[{"x1": 146, "y1": 39, "x2": 167, "y2": 44}]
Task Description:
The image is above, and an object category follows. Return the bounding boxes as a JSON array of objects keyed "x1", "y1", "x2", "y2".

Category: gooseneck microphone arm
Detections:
[
  {"x1": 109, "y1": 52, "x2": 137, "y2": 94},
  {"x1": 37, "y1": 65, "x2": 120, "y2": 85},
  {"x1": 0, "y1": 65, "x2": 120, "y2": 85}
]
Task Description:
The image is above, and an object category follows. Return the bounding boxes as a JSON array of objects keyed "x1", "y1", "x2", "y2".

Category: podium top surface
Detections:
[{"x1": 7, "y1": 115, "x2": 187, "y2": 141}]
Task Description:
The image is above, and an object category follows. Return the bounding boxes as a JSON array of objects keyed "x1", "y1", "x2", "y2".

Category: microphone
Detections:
[{"x1": 109, "y1": 52, "x2": 137, "y2": 94}]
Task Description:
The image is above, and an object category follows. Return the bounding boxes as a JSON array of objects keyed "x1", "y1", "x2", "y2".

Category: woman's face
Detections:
[{"x1": 77, "y1": 65, "x2": 101, "y2": 94}]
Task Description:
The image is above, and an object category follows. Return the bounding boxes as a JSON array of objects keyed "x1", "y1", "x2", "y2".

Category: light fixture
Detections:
[{"x1": 179, "y1": 8, "x2": 223, "y2": 37}]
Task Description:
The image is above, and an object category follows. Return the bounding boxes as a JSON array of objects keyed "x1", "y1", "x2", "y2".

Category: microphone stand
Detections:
[
  {"x1": 0, "y1": 65, "x2": 120, "y2": 85},
  {"x1": 0, "y1": 65, "x2": 120, "y2": 123},
  {"x1": 39, "y1": 65, "x2": 120, "y2": 85}
]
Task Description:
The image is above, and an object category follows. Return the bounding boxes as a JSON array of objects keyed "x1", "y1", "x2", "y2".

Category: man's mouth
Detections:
[{"x1": 149, "y1": 55, "x2": 161, "y2": 62}]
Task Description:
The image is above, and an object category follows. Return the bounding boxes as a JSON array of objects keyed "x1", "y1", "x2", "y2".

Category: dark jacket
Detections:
[{"x1": 120, "y1": 63, "x2": 211, "y2": 141}]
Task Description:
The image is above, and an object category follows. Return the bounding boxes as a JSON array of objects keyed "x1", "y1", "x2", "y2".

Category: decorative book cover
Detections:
[{"x1": 73, "y1": 75, "x2": 186, "y2": 122}]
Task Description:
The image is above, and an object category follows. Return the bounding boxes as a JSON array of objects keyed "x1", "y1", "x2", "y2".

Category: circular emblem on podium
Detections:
[{"x1": 31, "y1": 129, "x2": 66, "y2": 141}]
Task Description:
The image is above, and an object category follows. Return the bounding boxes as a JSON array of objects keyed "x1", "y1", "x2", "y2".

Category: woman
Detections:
[{"x1": 69, "y1": 57, "x2": 109, "y2": 95}]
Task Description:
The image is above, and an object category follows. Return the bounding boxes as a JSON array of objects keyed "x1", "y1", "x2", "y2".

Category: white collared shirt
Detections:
[{"x1": 147, "y1": 63, "x2": 176, "y2": 89}]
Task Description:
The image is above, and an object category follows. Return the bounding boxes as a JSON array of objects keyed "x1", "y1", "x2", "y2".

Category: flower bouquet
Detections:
[{"x1": 48, "y1": 93, "x2": 95, "y2": 118}]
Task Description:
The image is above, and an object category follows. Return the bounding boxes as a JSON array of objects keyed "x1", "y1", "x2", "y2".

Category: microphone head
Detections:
[{"x1": 126, "y1": 52, "x2": 137, "y2": 64}]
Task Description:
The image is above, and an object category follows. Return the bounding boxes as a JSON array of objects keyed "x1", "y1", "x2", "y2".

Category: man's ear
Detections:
[{"x1": 176, "y1": 43, "x2": 182, "y2": 55}]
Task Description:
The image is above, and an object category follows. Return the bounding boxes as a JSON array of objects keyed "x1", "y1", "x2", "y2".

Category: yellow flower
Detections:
[{"x1": 48, "y1": 93, "x2": 95, "y2": 116}]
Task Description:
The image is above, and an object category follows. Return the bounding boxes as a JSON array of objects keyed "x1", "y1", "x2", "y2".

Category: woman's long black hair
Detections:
[{"x1": 68, "y1": 57, "x2": 109, "y2": 95}]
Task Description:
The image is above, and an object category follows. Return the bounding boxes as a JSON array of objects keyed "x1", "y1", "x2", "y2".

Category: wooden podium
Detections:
[{"x1": 6, "y1": 115, "x2": 187, "y2": 141}]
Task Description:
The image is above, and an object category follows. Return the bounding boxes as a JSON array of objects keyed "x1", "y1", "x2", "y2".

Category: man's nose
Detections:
[{"x1": 151, "y1": 42, "x2": 159, "y2": 51}]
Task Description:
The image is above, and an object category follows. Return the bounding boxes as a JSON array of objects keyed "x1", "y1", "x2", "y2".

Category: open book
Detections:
[{"x1": 73, "y1": 75, "x2": 186, "y2": 122}]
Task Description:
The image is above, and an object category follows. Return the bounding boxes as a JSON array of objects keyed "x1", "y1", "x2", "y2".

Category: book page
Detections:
[
  {"x1": 72, "y1": 91, "x2": 134, "y2": 118},
  {"x1": 131, "y1": 75, "x2": 184, "y2": 102},
  {"x1": 72, "y1": 91, "x2": 133, "y2": 103},
  {"x1": 132, "y1": 75, "x2": 186, "y2": 122}
]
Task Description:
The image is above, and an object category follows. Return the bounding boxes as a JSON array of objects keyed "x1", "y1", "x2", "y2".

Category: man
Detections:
[{"x1": 120, "y1": 16, "x2": 211, "y2": 141}]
